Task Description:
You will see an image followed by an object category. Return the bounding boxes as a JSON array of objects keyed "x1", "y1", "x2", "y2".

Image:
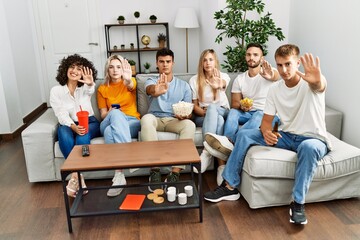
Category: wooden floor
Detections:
[{"x1": 1, "y1": 137, "x2": 360, "y2": 240}]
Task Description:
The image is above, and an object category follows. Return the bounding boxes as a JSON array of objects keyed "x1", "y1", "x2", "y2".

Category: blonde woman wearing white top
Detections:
[{"x1": 189, "y1": 49, "x2": 230, "y2": 176}]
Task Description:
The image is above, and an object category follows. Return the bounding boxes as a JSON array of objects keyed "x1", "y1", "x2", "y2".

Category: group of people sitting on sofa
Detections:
[{"x1": 50, "y1": 43, "x2": 331, "y2": 225}]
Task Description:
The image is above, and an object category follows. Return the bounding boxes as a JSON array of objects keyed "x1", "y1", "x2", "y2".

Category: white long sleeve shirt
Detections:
[{"x1": 50, "y1": 84, "x2": 95, "y2": 127}]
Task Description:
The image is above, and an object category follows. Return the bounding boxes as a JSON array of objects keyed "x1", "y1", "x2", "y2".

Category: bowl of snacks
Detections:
[
  {"x1": 172, "y1": 101, "x2": 194, "y2": 117},
  {"x1": 240, "y1": 97, "x2": 253, "y2": 108}
]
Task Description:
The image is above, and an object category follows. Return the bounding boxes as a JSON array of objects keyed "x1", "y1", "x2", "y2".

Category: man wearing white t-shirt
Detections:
[
  {"x1": 204, "y1": 43, "x2": 279, "y2": 185},
  {"x1": 204, "y1": 44, "x2": 331, "y2": 226}
]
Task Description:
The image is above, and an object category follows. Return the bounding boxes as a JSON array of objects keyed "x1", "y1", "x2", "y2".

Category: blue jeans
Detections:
[
  {"x1": 194, "y1": 104, "x2": 229, "y2": 139},
  {"x1": 100, "y1": 110, "x2": 141, "y2": 144},
  {"x1": 224, "y1": 109, "x2": 280, "y2": 142},
  {"x1": 58, "y1": 116, "x2": 101, "y2": 159},
  {"x1": 223, "y1": 129, "x2": 328, "y2": 204},
  {"x1": 224, "y1": 109, "x2": 264, "y2": 142}
]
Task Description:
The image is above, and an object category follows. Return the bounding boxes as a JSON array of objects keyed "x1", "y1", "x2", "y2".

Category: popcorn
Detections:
[
  {"x1": 240, "y1": 97, "x2": 253, "y2": 108},
  {"x1": 172, "y1": 101, "x2": 194, "y2": 117}
]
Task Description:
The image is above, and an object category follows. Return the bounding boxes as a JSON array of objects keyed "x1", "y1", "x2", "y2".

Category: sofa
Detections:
[{"x1": 21, "y1": 73, "x2": 360, "y2": 208}]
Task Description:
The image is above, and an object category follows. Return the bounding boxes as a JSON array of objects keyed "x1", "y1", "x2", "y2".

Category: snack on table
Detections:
[
  {"x1": 147, "y1": 193, "x2": 157, "y2": 200},
  {"x1": 172, "y1": 101, "x2": 194, "y2": 117},
  {"x1": 240, "y1": 97, "x2": 253, "y2": 108},
  {"x1": 153, "y1": 189, "x2": 164, "y2": 195},
  {"x1": 153, "y1": 196, "x2": 164, "y2": 204}
]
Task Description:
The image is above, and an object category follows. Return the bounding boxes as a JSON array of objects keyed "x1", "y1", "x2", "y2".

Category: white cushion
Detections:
[{"x1": 242, "y1": 133, "x2": 360, "y2": 180}]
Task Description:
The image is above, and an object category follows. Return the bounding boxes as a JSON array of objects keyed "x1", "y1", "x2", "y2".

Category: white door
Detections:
[{"x1": 33, "y1": 0, "x2": 104, "y2": 103}]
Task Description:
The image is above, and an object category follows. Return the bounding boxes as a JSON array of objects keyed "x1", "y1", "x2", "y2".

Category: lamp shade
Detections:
[{"x1": 174, "y1": 8, "x2": 199, "y2": 29}]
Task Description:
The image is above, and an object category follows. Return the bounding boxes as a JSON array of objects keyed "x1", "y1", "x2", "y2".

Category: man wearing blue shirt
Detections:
[{"x1": 140, "y1": 48, "x2": 195, "y2": 191}]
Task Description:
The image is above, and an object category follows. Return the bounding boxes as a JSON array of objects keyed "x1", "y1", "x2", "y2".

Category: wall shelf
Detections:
[{"x1": 104, "y1": 22, "x2": 170, "y2": 74}]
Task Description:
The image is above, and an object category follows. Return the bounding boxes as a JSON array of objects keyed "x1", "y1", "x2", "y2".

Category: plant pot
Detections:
[
  {"x1": 159, "y1": 40, "x2": 166, "y2": 49},
  {"x1": 144, "y1": 69, "x2": 150, "y2": 74},
  {"x1": 118, "y1": 20, "x2": 125, "y2": 25},
  {"x1": 131, "y1": 65, "x2": 136, "y2": 76},
  {"x1": 150, "y1": 19, "x2": 156, "y2": 23}
]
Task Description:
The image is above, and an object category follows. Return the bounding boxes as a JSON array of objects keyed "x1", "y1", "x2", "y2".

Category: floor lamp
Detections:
[{"x1": 174, "y1": 8, "x2": 199, "y2": 73}]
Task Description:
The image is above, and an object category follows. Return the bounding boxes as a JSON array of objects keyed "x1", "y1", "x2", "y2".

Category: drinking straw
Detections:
[{"x1": 80, "y1": 105, "x2": 83, "y2": 112}]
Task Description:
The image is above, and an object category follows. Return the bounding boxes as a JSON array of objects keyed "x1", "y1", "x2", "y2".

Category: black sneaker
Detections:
[
  {"x1": 148, "y1": 168, "x2": 162, "y2": 192},
  {"x1": 204, "y1": 183, "x2": 240, "y2": 203},
  {"x1": 289, "y1": 201, "x2": 308, "y2": 225}
]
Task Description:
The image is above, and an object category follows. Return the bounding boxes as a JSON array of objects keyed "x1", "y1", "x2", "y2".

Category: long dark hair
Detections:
[{"x1": 56, "y1": 54, "x2": 97, "y2": 87}]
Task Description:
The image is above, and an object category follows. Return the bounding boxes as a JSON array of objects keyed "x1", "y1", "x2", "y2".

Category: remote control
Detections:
[{"x1": 82, "y1": 145, "x2": 90, "y2": 157}]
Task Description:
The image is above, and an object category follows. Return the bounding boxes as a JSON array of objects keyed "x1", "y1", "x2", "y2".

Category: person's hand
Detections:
[
  {"x1": 205, "y1": 69, "x2": 223, "y2": 90},
  {"x1": 121, "y1": 58, "x2": 133, "y2": 85},
  {"x1": 262, "y1": 129, "x2": 281, "y2": 146},
  {"x1": 296, "y1": 53, "x2": 322, "y2": 87},
  {"x1": 79, "y1": 67, "x2": 94, "y2": 86},
  {"x1": 154, "y1": 73, "x2": 169, "y2": 95},
  {"x1": 71, "y1": 124, "x2": 87, "y2": 136},
  {"x1": 201, "y1": 107, "x2": 207, "y2": 116},
  {"x1": 239, "y1": 104, "x2": 251, "y2": 112},
  {"x1": 260, "y1": 60, "x2": 275, "y2": 80}
]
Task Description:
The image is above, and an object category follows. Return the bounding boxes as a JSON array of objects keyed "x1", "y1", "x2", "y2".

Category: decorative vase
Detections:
[
  {"x1": 131, "y1": 65, "x2": 136, "y2": 76},
  {"x1": 159, "y1": 40, "x2": 166, "y2": 49}
]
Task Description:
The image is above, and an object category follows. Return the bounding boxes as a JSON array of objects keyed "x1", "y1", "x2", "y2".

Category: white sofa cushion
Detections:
[{"x1": 242, "y1": 133, "x2": 360, "y2": 180}]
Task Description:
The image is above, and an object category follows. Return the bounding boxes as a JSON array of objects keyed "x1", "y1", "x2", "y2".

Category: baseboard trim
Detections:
[
  {"x1": 0, "y1": 103, "x2": 48, "y2": 141},
  {"x1": 23, "y1": 103, "x2": 48, "y2": 124}
]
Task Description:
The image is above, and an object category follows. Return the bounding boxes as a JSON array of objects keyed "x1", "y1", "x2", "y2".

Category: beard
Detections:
[{"x1": 247, "y1": 60, "x2": 261, "y2": 69}]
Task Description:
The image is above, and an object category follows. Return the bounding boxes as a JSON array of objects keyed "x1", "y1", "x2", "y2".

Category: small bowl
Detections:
[{"x1": 172, "y1": 102, "x2": 194, "y2": 117}]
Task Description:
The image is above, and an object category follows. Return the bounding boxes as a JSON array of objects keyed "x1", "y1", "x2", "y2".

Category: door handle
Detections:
[{"x1": 88, "y1": 43, "x2": 99, "y2": 46}]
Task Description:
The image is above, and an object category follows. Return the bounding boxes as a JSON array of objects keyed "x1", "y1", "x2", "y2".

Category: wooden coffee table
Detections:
[{"x1": 61, "y1": 139, "x2": 202, "y2": 233}]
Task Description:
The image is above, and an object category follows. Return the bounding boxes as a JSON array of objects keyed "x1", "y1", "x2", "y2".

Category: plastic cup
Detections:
[
  {"x1": 167, "y1": 190, "x2": 176, "y2": 202},
  {"x1": 184, "y1": 185, "x2": 193, "y2": 197},
  {"x1": 178, "y1": 193, "x2": 187, "y2": 205},
  {"x1": 76, "y1": 111, "x2": 89, "y2": 133}
]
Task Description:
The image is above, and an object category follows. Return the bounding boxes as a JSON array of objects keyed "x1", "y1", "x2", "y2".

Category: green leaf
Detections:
[{"x1": 214, "y1": 0, "x2": 285, "y2": 72}]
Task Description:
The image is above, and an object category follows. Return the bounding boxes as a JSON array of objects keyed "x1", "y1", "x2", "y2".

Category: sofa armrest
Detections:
[
  {"x1": 325, "y1": 106, "x2": 343, "y2": 139},
  {"x1": 21, "y1": 108, "x2": 59, "y2": 182}
]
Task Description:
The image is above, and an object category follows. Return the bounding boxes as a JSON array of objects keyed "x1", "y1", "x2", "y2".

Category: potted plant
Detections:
[
  {"x1": 128, "y1": 59, "x2": 136, "y2": 76},
  {"x1": 134, "y1": 11, "x2": 140, "y2": 23},
  {"x1": 117, "y1": 15, "x2": 125, "y2": 24},
  {"x1": 143, "y1": 62, "x2": 151, "y2": 73},
  {"x1": 214, "y1": 0, "x2": 285, "y2": 72},
  {"x1": 149, "y1": 15, "x2": 157, "y2": 23},
  {"x1": 157, "y1": 33, "x2": 167, "y2": 48}
]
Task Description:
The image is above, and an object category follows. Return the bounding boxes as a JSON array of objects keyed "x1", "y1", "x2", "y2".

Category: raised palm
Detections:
[
  {"x1": 155, "y1": 73, "x2": 169, "y2": 94},
  {"x1": 80, "y1": 67, "x2": 94, "y2": 85},
  {"x1": 121, "y1": 58, "x2": 132, "y2": 82},
  {"x1": 296, "y1": 53, "x2": 321, "y2": 86},
  {"x1": 260, "y1": 60, "x2": 274, "y2": 79},
  {"x1": 206, "y1": 69, "x2": 222, "y2": 89}
]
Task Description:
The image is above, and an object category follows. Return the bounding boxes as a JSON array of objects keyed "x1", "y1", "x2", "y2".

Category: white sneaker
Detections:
[
  {"x1": 107, "y1": 171, "x2": 126, "y2": 197},
  {"x1": 205, "y1": 133, "x2": 234, "y2": 156},
  {"x1": 217, "y1": 165, "x2": 225, "y2": 186},
  {"x1": 194, "y1": 148, "x2": 213, "y2": 173},
  {"x1": 203, "y1": 141, "x2": 229, "y2": 160}
]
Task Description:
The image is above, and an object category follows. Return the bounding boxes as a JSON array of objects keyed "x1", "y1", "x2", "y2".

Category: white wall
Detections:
[
  {"x1": 0, "y1": 0, "x2": 43, "y2": 134},
  {"x1": 289, "y1": 0, "x2": 360, "y2": 148}
]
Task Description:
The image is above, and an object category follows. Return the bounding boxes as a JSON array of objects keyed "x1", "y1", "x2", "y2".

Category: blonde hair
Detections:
[
  {"x1": 196, "y1": 49, "x2": 220, "y2": 102},
  {"x1": 104, "y1": 55, "x2": 124, "y2": 85}
]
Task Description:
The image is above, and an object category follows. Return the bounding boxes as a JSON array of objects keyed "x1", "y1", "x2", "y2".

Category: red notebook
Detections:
[{"x1": 119, "y1": 194, "x2": 146, "y2": 210}]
